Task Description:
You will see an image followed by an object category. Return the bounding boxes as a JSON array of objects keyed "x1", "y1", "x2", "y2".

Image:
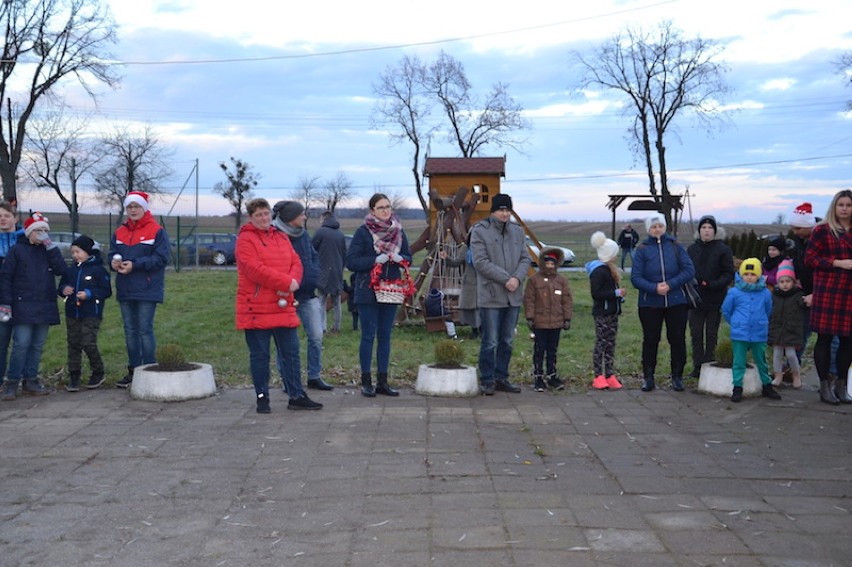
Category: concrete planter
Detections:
[
  {"x1": 415, "y1": 364, "x2": 479, "y2": 397},
  {"x1": 130, "y1": 363, "x2": 217, "y2": 401},
  {"x1": 697, "y1": 362, "x2": 761, "y2": 397}
]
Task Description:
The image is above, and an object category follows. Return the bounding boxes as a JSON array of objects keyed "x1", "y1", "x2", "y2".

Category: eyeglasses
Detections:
[{"x1": 374, "y1": 205, "x2": 392, "y2": 211}]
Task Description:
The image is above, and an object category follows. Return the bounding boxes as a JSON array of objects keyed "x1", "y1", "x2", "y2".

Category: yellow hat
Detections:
[{"x1": 738, "y1": 257, "x2": 762, "y2": 277}]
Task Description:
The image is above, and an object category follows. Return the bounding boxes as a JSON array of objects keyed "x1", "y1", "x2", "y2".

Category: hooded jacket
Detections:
[
  {"x1": 58, "y1": 251, "x2": 112, "y2": 319},
  {"x1": 311, "y1": 215, "x2": 347, "y2": 295},
  {"x1": 109, "y1": 211, "x2": 170, "y2": 303},
  {"x1": 523, "y1": 263, "x2": 573, "y2": 329},
  {"x1": 0, "y1": 234, "x2": 67, "y2": 325},
  {"x1": 631, "y1": 233, "x2": 695, "y2": 308},
  {"x1": 235, "y1": 222, "x2": 303, "y2": 330},
  {"x1": 722, "y1": 274, "x2": 773, "y2": 342}
]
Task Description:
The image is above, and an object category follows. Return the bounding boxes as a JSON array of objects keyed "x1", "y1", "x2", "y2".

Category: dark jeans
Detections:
[
  {"x1": 620, "y1": 247, "x2": 633, "y2": 270},
  {"x1": 478, "y1": 306, "x2": 520, "y2": 384},
  {"x1": 532, "y1": 327, "x2": 561, "y2": 377},
  {"x1": 688, "y1": 307, "x2": 722, "y2": 375},
  {"x1": 0, "y1": 319, "x2": 11, "y2": 382},
  {"x1": 357, "y1": 302, "x2": 398, "y2": 374},
  {"x1": 245, "y1": 327, "x2": 304, "y2": 400},
  {"x1": 66, "y1": 317, "x2": 105, "y2": 379},
  {"x1": 638, "y1": 304, "x2": 689, "y2": 379},
  {"x1": 119, "y1": 300, "x2": 158, "y2": 368}
]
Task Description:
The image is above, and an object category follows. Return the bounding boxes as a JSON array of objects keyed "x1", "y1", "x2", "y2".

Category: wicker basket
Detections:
[{"x1": 371, "y1": 261, "x2": 414, "y2": 304}]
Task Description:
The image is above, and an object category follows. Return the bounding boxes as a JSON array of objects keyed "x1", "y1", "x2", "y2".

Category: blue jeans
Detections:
[
  {"x1": 119, "y1": 300, "x2": 158, "y2": 368},
  {"x1": 7, "y1": 323, "x2": 49, "y2": 382},
  {"x1": 620, "y1": 247, "x2": 633, "y2": 270},
  {"x1": 357, "y1": 302, "x2": 397, "y2": 374},
  {"x1": 276, "y1": 297, "x2": 323, "y2": 385},
  {"x1": 246, "y1": 327, "x2": 304, "y2": 400},
  {"x1": 0, "y1": 319, "x2": 12, "y2": 382},
  {"x1": 478, "y1": 306, "x2": 520, "y2": 385},
  {"x1": 318, "y1": 291, "x2": 342, "y2": 333}
]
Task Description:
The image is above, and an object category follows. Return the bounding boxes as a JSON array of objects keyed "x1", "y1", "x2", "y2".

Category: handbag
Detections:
[{"x1": 683, "y1": 278, "x2": 703, "y2": 309}]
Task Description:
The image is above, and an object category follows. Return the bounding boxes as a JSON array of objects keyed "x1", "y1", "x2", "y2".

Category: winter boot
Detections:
[
  {"x1": 834, "y1": 378, "x2": 852, "y2": 405},
  {"x1": 65, "y1": 374, "x2": 81, "y2": 392},
  {"x1": 116, "y1": 366, "x2": 134, "y2": 389},
  {"x1": 360, "y1": 372, "x2": 376, "y2": 397},
  {"x1": 641, "y1": 370, "x2": 655, "y2": 392},
  {"x1": 762, "y1": 383, "x2": 782, "y2": 400},
  {"x1": 375, "y1": 372, "x2": 399, "y2": 397},
  {"x1": 22, "y1": 378, "x2": 48, "y2": 396},
  {"x1": 1, "y1": 380, "x2": 17, "y2": 401},
  {"x1": 819, "y1": 379, "x2": 839, "y2": 405},
  {"x1": 533, "y1": 375, "x2": 546, "y2": 392},
  {"x1": 671, "y1": 376, "x2": 685, "y2": 392},
  {"x1": 546, "y1": 374, "x2": 565, "y2": 390},
  {"x1": 731, "y1": 386, "x2": 743, "y2": 403}
]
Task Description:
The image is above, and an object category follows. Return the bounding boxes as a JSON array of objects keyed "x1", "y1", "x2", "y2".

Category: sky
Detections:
[{"x1": 45, "y1": 0, "x2": 852, "y2": 223}]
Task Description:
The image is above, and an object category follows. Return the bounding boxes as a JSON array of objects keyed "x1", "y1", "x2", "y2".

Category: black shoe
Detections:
[
  {"x1": 65, "y1": 377, "x2": 81, "y2": 392},
  {"x1": 307, "y1": 378, "x2": 334, "y2": 391},
  {"x1": 671, "y1": 377, "x2": 684, "y2": 392},
  {"x1": 22, "y1": 379, "x2": 49, "y2": 396},
  {"x1": 256, "y1": 393, "x2": 271, "y2": 413},
  {"x1": 375, "y1": 383, "x2": 399, "y2": 396},
  {"x1": 480, "y1": 382, "x2": 495, "y2": 396},
  {"x1": 761, "y1": 384, "x2": 781, "y2": 400},
  {"x1": 534, "y1": 376, "x2": 546, "y2": 392},
  {"x1": 115, "y1": 374, "x2": 133, "y2": 389},
  {"x1": 288, "y1": 395, "x2": 323, "y2": 411},
  {"x1": 86, "y1": 375, "x2": 106, "y2": 389},
  {"x1": 731, "y1": 386, "x2": 743, "y2": 403},
  {"x1": 494, "y1": 380, "x2": 521, "y2": 393},
  {"x1": 641, "y1": 379, "x2": 655, "y2": 392},
  {"x1": 2, "y1": 381, "x2": 16, "y2": 401},
  {"x1": 547, "y1": 376, "x2": 565, "y2": 390}
]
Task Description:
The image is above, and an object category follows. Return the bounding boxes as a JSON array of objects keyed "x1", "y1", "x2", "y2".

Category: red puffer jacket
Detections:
[{"x1": 235, "y1": 223, "x2": 303, "y2": 330}]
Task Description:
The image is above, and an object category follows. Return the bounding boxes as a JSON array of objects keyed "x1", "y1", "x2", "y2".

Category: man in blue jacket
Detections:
[{"x1": 273, "y1": 201, "x2": 334, "y2": 392}]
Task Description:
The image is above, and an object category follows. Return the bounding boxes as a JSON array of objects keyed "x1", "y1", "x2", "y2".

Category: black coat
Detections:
[
  {"x1": 58, "y1": 253, "x2": 112, "y2": 319},
  {"x1": 686, "y1": 238, "x2": 734, "y2": 308},
  {"x1": 0, "y1": 235, "x2": 67, "y2": 325},
  {"x1": 768, "y1": 287, "x2": 806, "y2": 347}
]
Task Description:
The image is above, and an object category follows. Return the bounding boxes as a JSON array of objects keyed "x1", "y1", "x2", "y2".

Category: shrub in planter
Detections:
[
  {"x1": 149, "y1": 344, "x2": 200, "y2": 372},
  {"x1": 714, "y1": 339, "x2": 733, "y2": 368},
  {"x1": 433, "y1": 339, "x2": 465, "y2": 369}
]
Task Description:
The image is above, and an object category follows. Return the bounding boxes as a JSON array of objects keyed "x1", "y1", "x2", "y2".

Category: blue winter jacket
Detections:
[
  {"x1": 0, "y1": 234, "x2": 67, "y2": 325},
  {"x1": 346, "y1": 224, "x2": 412, "y2": 305},
  {"x1": 0, "y1": 228, "x2": 24, "y2": 265},
  {"x1": 722, "y1": 274, "x2": 773, "y2": 342},
  {"x1": 285, "y1": 227, "x2": 320, "y2": 302},
  {"x1": 631, "y1": 233, "x2": 695, "y2": 308},
  {"x1": 57, "y1": 252, "x2": 112, "y2": 319}
]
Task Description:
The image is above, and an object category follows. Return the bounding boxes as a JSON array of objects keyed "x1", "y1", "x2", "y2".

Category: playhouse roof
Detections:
[{"x1": 423, "y1": 157, "x2": 506, "y2": 177}]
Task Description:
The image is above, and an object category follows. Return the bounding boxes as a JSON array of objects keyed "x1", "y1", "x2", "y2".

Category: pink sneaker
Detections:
[
  {"x1": 592, "y1": 375, "x2": 609, "y2": 389},
  {"x1": 606, "y1": 375, "x2": 622, "y2": 390}
]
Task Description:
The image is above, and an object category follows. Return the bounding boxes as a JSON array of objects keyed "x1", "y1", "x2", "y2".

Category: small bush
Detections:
[
  {"x1": 434, "y1": 339, "x2": 465, "y2": 369},
  {"x1": 156, "y1": 344, "x2": 188, "y2": 371},
  {"x1": 714, "y1": 339, "x2": 733, "y2": 368}
]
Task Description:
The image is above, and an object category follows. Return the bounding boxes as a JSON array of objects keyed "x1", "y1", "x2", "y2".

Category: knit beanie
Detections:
[
  {"x1": 490, "y1": 194, "x2": 513, "y2": 212},
  {"x1": 591, "y1": 231, "x2": 619, "y2": 263},
  {"x1": 24, "y1": 212, "x2": 50, "y2": 237},
  {"x1": 789, "y1": 202, "x2": 815, "y2": 228},
  {"x1": 123, "y1": 191, "x2": 150, "y2": 211},
  {"x1": 697, "y1": 215, "x2": 717, "y2": 234},
  {"x1": 768, "y1": 235, "x2": 787, "y2": 253},
  {"x1": 645, "y1": 213, "x2": 667, "y2": 233},
  {"x1": 739, "y1": 257, "x2": 763, "y2": 278},
  {"x1": 272, "y1": 200, "x2": 305, "y2": 223},
  {"x1": 776, "y1": 260, "x2": 796, "y2": 282},
  {"x1": 71, "y1": 235, "x2": 96, "y2": 256}
]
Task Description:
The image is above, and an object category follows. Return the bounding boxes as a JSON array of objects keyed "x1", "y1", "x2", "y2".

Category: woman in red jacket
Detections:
[{"x1": 236, "y1": 198, "x2": 322, "y2": 414}]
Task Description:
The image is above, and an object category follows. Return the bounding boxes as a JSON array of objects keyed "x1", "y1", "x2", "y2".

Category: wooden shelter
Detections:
[{"x1": 423, "y1": 156, "x2": 505, "y2": 226}]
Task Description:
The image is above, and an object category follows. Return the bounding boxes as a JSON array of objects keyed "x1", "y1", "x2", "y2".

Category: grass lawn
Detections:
[{"x1": 36, "y1": 268, "x2": 741, "y2": 392}]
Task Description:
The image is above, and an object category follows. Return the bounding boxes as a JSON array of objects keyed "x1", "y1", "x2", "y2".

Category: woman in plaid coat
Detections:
[{"x1": 804, "y1": 189, "x2": 852, "y2": 405}]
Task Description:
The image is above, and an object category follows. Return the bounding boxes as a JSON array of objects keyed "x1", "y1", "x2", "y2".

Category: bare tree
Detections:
[
  {"x1": 0, "y1": 0, "x2": 119, "y2": 204},
  {"x1": 573, "y1": 21, "x2": 729, "y2": 228},
  {"x1": 289, "y1": 175, "x2": 321, "y2": 217},
  {"x1": 319, "y1": 171, "x2": 353, "y2": 214},
  {"x1": 836, "y1": 52, "x2": 852, "y2": 109},
  {"x1": 371, "y1": 51, "x2": 529, "y2": 215},
  {"x1": 23, "y1": 106, "x2": 101, "y2": 231},
  {"x1": 371, "y1": 54, "x2": 433, "y2": 213},
  {"x1": 214, "y1": 157, "x2": 259, "y2": 231},
  {"x1": 386, "y1": 189, "x2": 409, "y2": 212},
  {"x1": 92, "y1": 125, "x2": 174, "y2": 222},
  {"x1": 425, "y1": 52, "x2": 530, "y2": 157}
]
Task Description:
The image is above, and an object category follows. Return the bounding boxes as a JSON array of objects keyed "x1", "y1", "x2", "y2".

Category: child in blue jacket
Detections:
[
  {"x1": 721, "y1": 258, "x2": 780, "y2": 403},
  {"x1": 58, "y1": 236, "x2": 112, "y2": 391}
]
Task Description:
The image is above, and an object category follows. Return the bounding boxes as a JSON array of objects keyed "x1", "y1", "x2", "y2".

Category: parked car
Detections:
[
  {"x1": 51, "y1": 232, "x2": 103, "y2": 262},
  {"x1": 525, "y1": 236, "x2": 575, "y2": 266},
  {"x1": 172, "y1": 233, "x2": 237, "y2": 265}
]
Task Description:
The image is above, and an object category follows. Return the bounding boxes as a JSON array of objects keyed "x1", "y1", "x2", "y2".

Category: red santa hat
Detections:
[
  {"x1": 789, "y1": 202, "x2": 815, "y2": 228},
  {"x1": 24, "y1": 212, "x2": 50, "y2": 237},
  {"x1": 123, "y1": 191, "x2": 150, "y2": 211}
]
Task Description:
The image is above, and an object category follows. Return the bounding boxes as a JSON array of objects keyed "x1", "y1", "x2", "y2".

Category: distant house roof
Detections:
[{"x1": 424, "y1": 157, "x2": 506, "y2": 177}]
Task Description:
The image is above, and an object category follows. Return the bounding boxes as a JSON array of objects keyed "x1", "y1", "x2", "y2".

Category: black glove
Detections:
[
  {"x1": 562, "y1": 320, "x2": 571, "y2": 331},
  {"x1": 526, "y1": 319, "x2": 535, "y2": 330}
]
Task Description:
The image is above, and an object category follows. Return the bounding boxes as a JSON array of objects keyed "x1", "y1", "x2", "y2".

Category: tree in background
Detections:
[
  {"x1": 319, "y1": 171, "x2": 352, "y2": 214},
  {"x1": 0, "y1": 0, "x2": 119, "y2": 204},
  {"x1": 290, "y1": 175, "x2": 321, "y2": 219},
  {"x1": 371, "y1": 51, "x2": 529, "y2": 215},
  {"x1": 837, "y1": 52, "x2": 852, "y2": 109},
  {"x1": 573, "y1": 21, "x2": 729, "y2": 229},
  {"x1": 92, "y1": 125, "x2": 174, "y2": 223},
  {"x1": 214, "y1": 157, "x2": 259, "y2": 231}
]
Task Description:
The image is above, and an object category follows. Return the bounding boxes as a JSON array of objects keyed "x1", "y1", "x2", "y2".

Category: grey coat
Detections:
[{"x1": 470, "y1": 217, "x2": 531, "y2": 309}]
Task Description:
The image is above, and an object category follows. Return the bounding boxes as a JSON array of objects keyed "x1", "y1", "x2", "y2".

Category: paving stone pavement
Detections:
[{"x1": 1, "y1": 368, "x2": 850, "y2": 566}]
